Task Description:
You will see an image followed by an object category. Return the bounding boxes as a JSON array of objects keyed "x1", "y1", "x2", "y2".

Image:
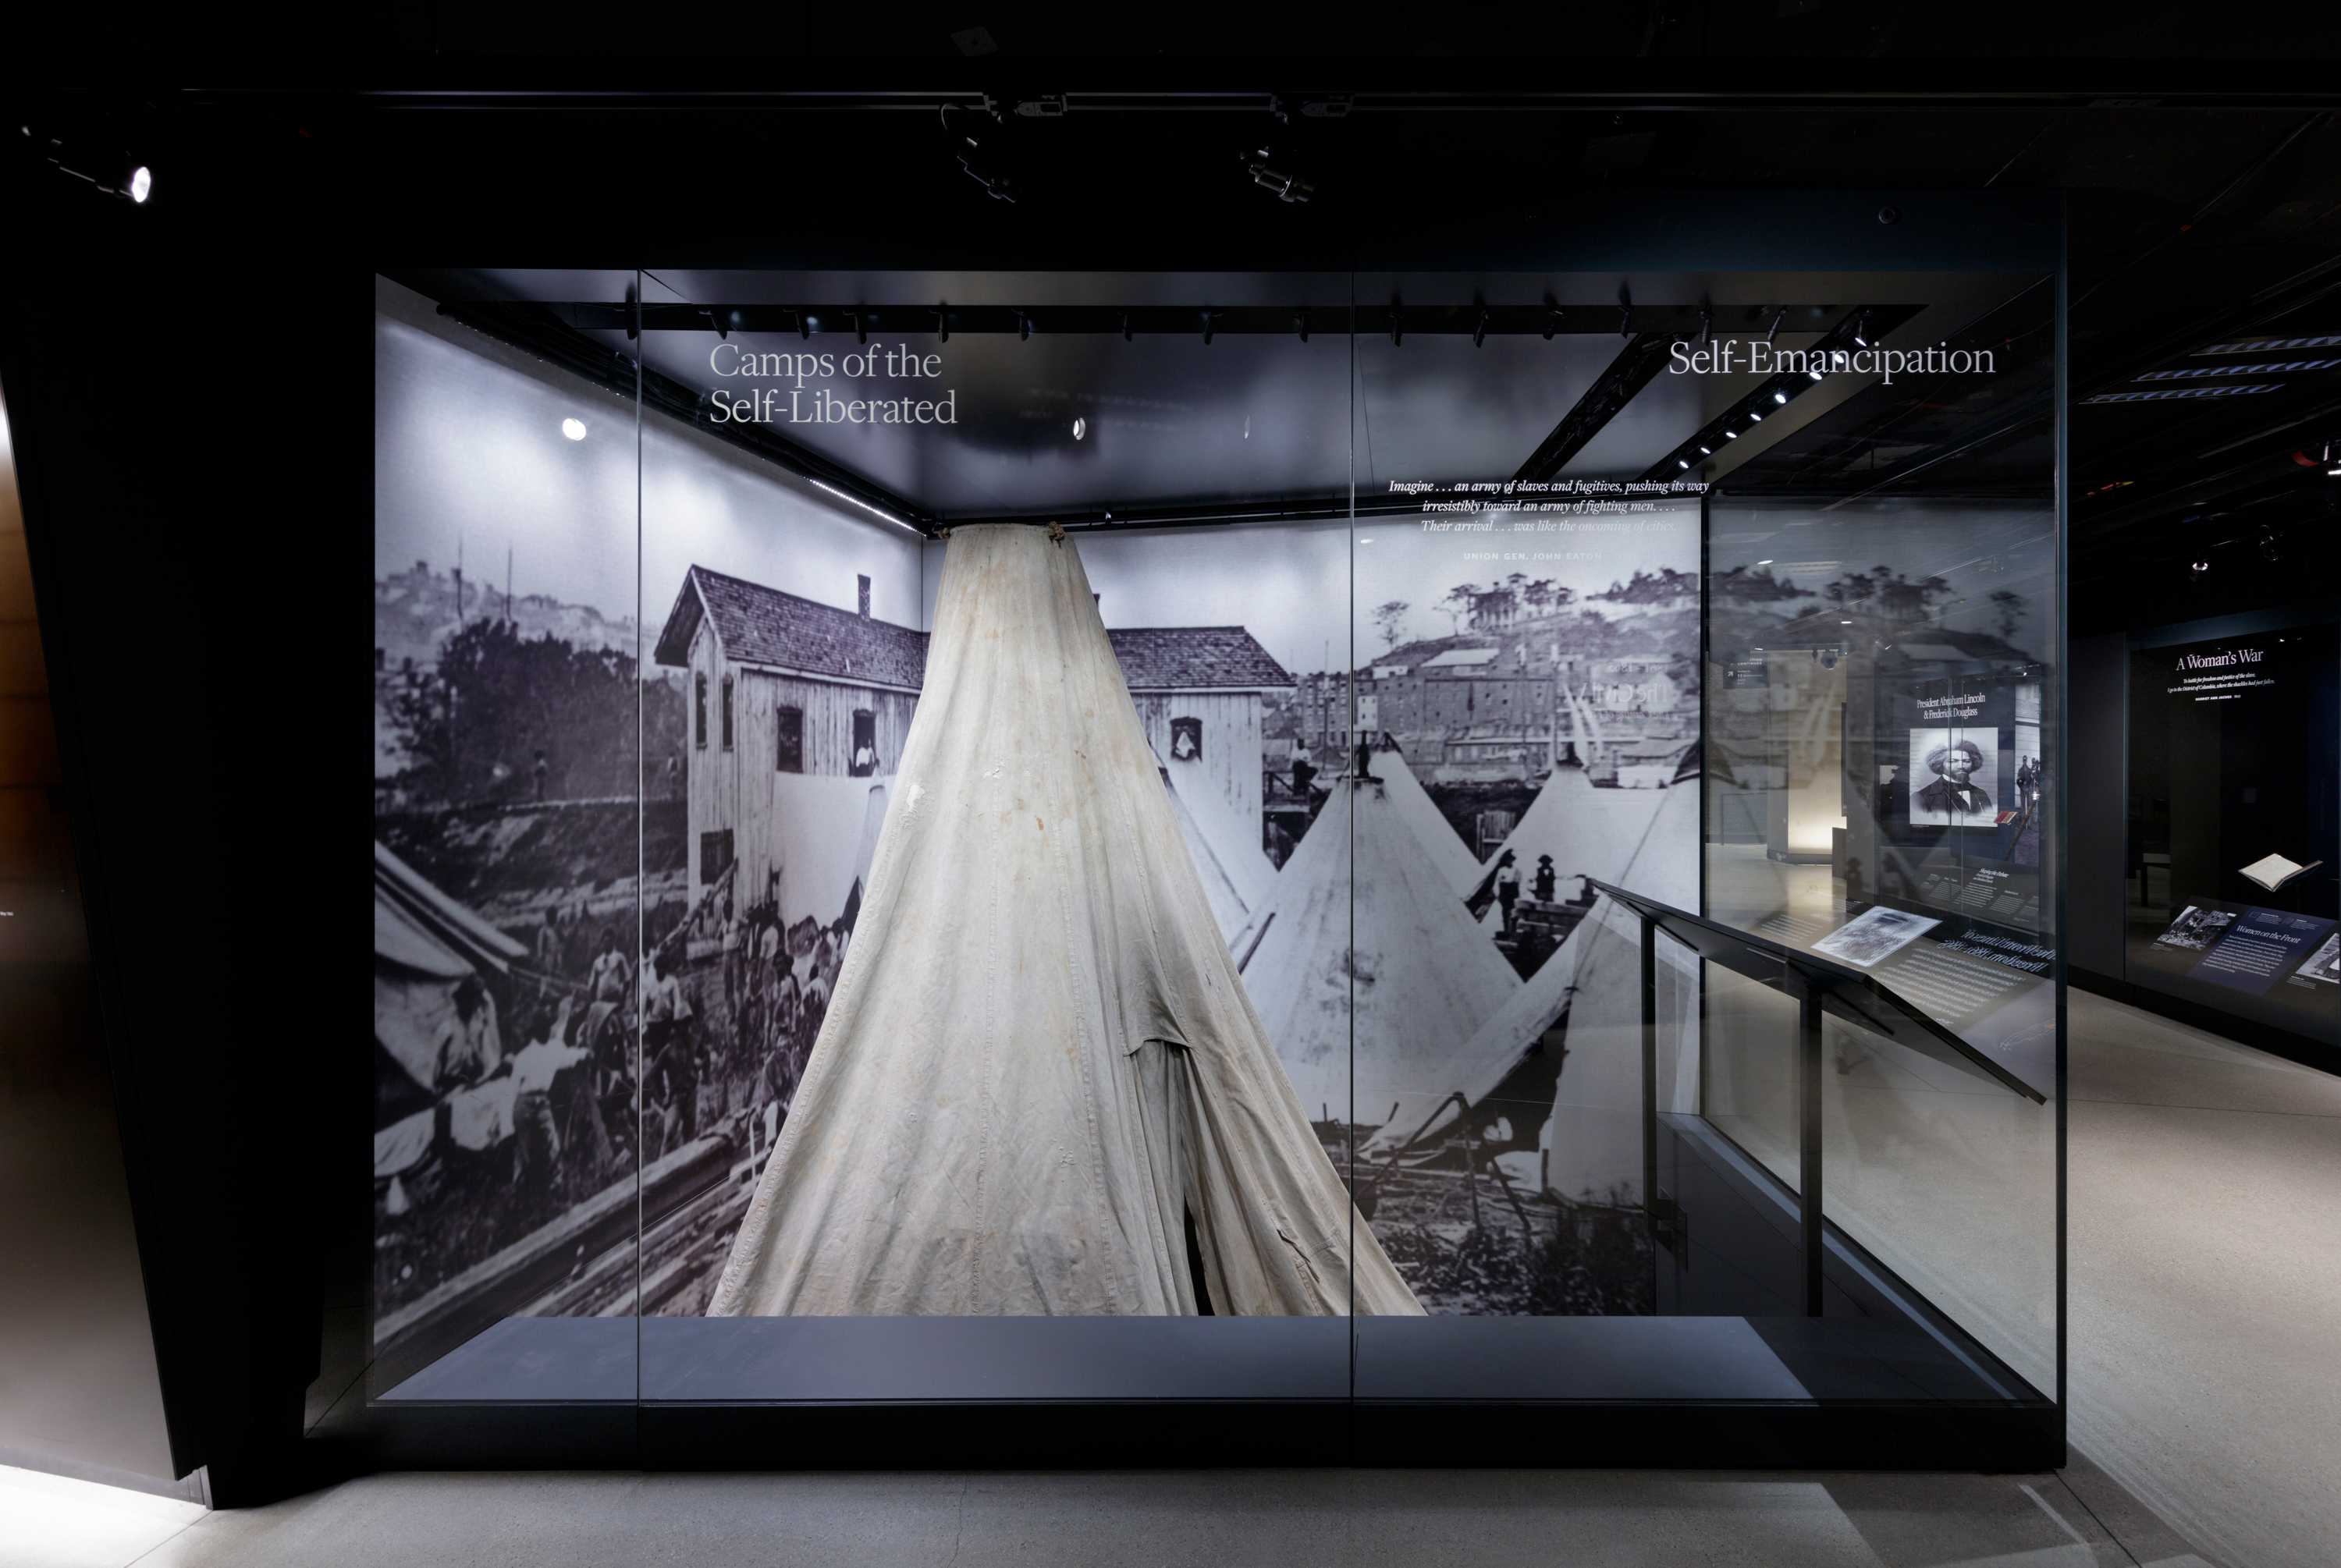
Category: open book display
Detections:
[{"x1": 2240, "y1": 854, "x2": 2323, "y2": 893}]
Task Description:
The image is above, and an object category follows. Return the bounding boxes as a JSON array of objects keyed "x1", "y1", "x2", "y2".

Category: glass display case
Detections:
[{"x1": 349, "y1": 197, "x2": 2065, "y2": 1467}]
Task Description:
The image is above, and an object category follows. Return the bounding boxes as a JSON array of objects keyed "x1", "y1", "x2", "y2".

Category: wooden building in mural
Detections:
[
  {"x1": 655, "y1": 567, "x2": 1294, "y2": 904},
  {"x1": 655, "y1": 566, "x2": 925, "y2": 897},
  {"x1": 1107, "y1": 625, "x2": 1293, "y2": 850}
]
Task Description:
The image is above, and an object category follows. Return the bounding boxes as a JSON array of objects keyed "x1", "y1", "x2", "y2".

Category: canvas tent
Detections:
[
  {"x1": 373, "y1": 843, "x2": 528, "y2": 1170},
  {"x1": 1235, "y1": 759, "x2": 1524, "y2": 1134},
  {"x1": 1369, "y1": 740, "x2": 1483, "y2": 892},
  {"x1": 1458, "y1": 723, "x2": 1696, "y2": 916},
  {"x1": 1157, "y1": 743, "x2": 1277, "y2": 947},
  {"x1": 710, "y1": 525, "x2": 1420, "y2": 1318},
  {"x1": 1367, "y1": 754, "x2": 1703, "y2": 1201}
]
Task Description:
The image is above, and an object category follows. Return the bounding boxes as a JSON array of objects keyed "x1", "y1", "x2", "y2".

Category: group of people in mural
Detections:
[{"x1": 446, "y1": 871, "x2": 851, "y2": 1214}]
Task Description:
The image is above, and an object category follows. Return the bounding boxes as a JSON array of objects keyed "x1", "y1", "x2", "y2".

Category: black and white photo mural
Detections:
[
  {"x1": 373, "y1": 276, "x2": 1710, "y2": 1364},
  {"x1": 372, "y1": 276, "x2": 928, "y2": 1371}
]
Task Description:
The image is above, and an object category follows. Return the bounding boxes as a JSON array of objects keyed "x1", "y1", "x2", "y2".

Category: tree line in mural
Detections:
[{"x1": 385, "y1": 618, "x2": 687, "y2": 805}]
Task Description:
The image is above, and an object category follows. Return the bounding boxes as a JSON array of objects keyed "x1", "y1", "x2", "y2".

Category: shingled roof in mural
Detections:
[
  {"x1": 1105, "y1": 626, "x2": 1292, "y2": 691},
  {"x1": 655, "y1": 566, "x2": 929, "y2": 690},
  {"x1": 655, "y1": 567, "x2": 1291, "y2": 694}
]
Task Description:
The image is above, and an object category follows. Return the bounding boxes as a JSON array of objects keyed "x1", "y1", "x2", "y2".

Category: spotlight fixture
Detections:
[
  {"x1": 1473, "y1": 310, "x2": 1490, "y2": 349},
  {"x1": 1698, "y1": 445, "x2": 1711, "y2": 455},
  {"x1": 795, "y1": 311, "x2": 811, "y2": 341},
  {"x1": 1200, "y1": 310, "x2": 1216, "y2": 346},
  {"x1": 37, "y1": 131, "x2": 151, "y2": 204},
  {"x1": 1295, "y1": 309, "x2": 1309, "y2": 343},
  {"x1": 1764, "y1": 310, "x2": 1785, "y2": 345},
  {"x1": 1853, "y1": 311, "x2": 1871, "y2": 348},
  {"x1": 1749, "y1": 410, "x2": 1763, "y2": 422},
  {"x1": 1725, "y1": 430, "x2": 1738, "y2": 440},
  {"x1": 2259, "y1": 527, "x2": 2279, "y2": 562},
  {"x1": 1016, "y1": 310, "x2": 1032, "y2": 342},
  {"x1": 2190, "y1": 560, "x2": 2211, "y2": 576},
  {"x1": 1696, "y1": 307, "x2": 1711, "y2": 348},
  {"x1": 1808, "y1": 367, "x2": 1825, "y2": 381},
  {"x1": 852, "y1": 310, "x2": 868, "y2": 346},
  {"x1": 561, "y1": 418, "x2": 588, "y2": 442},
  {"x1": 1245, "y1": 148, "x2": 1315, "y2": 204},
  {"x1": 1390, "y1": 300, "x2": 1403, "y2": 349},
  {"x1": 1543, "y1": 300, "x2": 1561, "y2": 341},
  {"x1": 936, "y1": 304, "x2": 949, "y2": 344},
  {"x1": 1773, "y1": 390, "x2": 1789, "y2": 404},
  {"x1": 1121, "y1": 312, "x2": 1132, "y2": 343},
  {"x1": 1677, "y1": 459, "x2": 1690, "y2": 470},
  {"x1": 1072, "y1": 417, "x2": 1087, "y2": 441},
  {"x1": 944, "y1": 104, "x2": 1018, "y2": 202}
]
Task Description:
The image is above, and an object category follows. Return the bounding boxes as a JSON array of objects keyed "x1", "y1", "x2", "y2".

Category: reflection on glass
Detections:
[
  {"x1": 1703, "y1": 476, "x2": 2060, "y2": 1387},
  {"x1": 369, "y1": 268, "x2": 644, "y2": 1401}
]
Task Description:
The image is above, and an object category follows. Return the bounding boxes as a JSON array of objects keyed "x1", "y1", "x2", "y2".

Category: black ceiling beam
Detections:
[
  {"x1": 1631, "y1": 304, "x2": 1929, "y2": 486},
  {"x1": 1512, "y1": 332, "x2": 1681, "y2": 484},
  {"x1": 460, "y1": 300, "x2": 1851, "y2": 341}
]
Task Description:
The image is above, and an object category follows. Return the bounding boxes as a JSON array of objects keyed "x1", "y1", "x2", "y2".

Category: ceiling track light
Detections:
[
  {"x1": 851, "y1": 310, "x2": 868, "y2": 346},
  {"x1": 1773, "y1": 388, "x2": 1789, "y2": 404},
  {"x1": 1295, "y1": 308, "x2": 1309, "y2": 343},
  {"x1": 1765, "y1": 309, "x2": 1785, "y2": 345},
  {"x1": 1853, "y1": 310, "x2": 1871, "y2": 348},
  {"x1": 1696, "y1": 306, "x2": 1712, "y2": 348},
  {"x1": 1121, "y1": 312, "x2": 1131, "y2": 342},
  {"x1": 707, "y1": 307, "x2": 729, "y2": 342},
  {"x1": 37, "y1": 130, "x2": 151, "y2": 204},
  {"x1": 1200, "y1": 310, "x2": 1216, "y2": 346},
  {"x1": 936, "y1": 304, "x2": 949, "y2": 344},
  {"x1": 795, "y1": 310, "x2": 810, "y2": 342},
  {"x1": 1016, "y1": 310, "x2": 1032, "y2": 342},
  {"x1": 1473, "y1": 309, "x2": 1490, "y2": 349},
  {"x1": 1391, "y1": 300, "x2": 1403, "y2": 349}
]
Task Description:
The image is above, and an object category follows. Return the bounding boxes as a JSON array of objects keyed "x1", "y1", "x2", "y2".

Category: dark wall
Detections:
[
  {"x1": 0, "y1": 121, "x2": 357, "y2": 1503},
  {"x1": 0, "y1": 388, "x2": 185, "y2": 1493}
]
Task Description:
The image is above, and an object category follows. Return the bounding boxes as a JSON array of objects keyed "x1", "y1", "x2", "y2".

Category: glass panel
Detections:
[
  {"x1": 1703, "y1": 265, "x2": 2062, "y2": 1398},
  {"x1": 1348, "y1": 253, "x2": 2060, "y2": 1417},
  {"x1": 367, "y1": 268, "x2": 642, "y2": 1402},
  {"x1": 2123, "y1": 620, "x2": 2339, "y2": 1053},
  {"x1": 629, "y1": 271, "x2": 1361, "y2": 1402},
  {"x1": 1343, "y1": 278, "x2": 1703, "y2": 1343}
]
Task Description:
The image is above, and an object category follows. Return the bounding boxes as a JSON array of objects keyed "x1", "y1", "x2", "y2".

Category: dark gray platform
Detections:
[{"x1": 380, "y1": 1310, "x2": 2018, "y2": 1407}]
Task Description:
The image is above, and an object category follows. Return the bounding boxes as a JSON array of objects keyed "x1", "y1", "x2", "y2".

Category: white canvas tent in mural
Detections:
[
  {"x1": 1369, "y1": 756, "x2": 1704, "y2": 1203},
  {"x1": 1371, "y1": 740, "x2": 1483, "y2": 893},
  {"x1": 710, "y1": 525, "x2": 1420, "y2": 1318},
  {"x1": 372, "y1": 843, "x2": 528, "y2": 1180},
  {"x1": 1458, "y1": 732, "x2": 1694, "y2": 913},
  {"x1": 1156, "y1": 743, "x2": 1276, "y2": 947},
  {"x1": 1236, "y1": 760, "x2": 1524, "y2": 1135}
]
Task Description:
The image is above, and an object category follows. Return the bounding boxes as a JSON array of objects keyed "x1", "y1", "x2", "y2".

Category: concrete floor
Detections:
[
  {"x1": 16, "y1": 991, "x2": 2336, "y2": 1568},
  {"x1": 2065, "y1": 990, "x2": 2341, "y2": 1568},
  {"x1": 13, "y1": 1463, "x2": 2209, "y2": 1568}
]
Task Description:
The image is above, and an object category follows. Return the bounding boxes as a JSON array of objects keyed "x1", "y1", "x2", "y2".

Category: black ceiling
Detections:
[{"x1": 11, "y1": 37, "x2": 2341, "y2": 627}]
